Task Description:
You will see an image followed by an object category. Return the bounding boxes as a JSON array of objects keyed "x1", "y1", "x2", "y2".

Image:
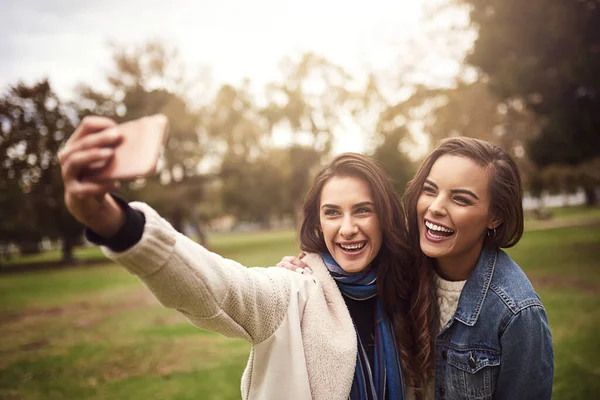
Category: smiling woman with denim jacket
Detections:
[{"x1": 402, "y1": 137, "x2": 554, "y2": 400}]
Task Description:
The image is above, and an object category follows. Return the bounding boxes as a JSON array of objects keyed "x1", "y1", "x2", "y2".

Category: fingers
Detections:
[
  {"x1": 59, "y1": 125, "x2": 121, "y2": 166},
  {"x1": 276, "y1": 256, "x2": 313, "y2": 275},
  {"x1": 62, "y1": 147, "x2": 115, "y2": 183},
  {"x1": 68, "y1": 116, "x2": 117, "y2": 143},
  {"x1": 289, "y1": 256, "x2": 310, "y2": 269},
  {"x1": 68, "y1": 180, "x2": 121, "y2": 199}
]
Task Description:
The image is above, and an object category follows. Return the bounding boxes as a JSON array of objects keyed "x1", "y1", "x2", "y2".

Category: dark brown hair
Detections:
[{"x1": 299, "y1": 153, "x2": 434, "y2": 391}]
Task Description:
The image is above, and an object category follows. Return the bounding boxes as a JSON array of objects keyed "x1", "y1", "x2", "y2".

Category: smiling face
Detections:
[
  {"x1": 416, "y1": 155, "x2": 498, "y2": 280},
  {"x1": 319, "y1": 175, "x2": 382, "y2": 274}
]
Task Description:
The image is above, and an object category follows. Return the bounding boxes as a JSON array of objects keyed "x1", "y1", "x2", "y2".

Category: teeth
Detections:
[
  {"x1": 425, "y1": 221, "x2": 454, "y2": 233},
  {"x1": 340, "y1": 242, "x2": 366, "y2": 251}
]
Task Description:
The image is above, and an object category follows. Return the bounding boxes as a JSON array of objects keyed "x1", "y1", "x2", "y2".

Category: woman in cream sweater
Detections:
[{"x1": 58, "y1": 116, "x2": 435, "y2": 400}]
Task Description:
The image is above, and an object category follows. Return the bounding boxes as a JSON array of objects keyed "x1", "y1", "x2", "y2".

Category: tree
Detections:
[
  {"x1": 462, "y1": 0, "x2": 600, "y2": 204},
  {"x1": 220, "y1": 152, "x2": 289, "y2": 228},
  {"x1": 370, "y1": 127, "x2": 415, "y2": 196},
  {"x1": 377, "y1": 79, "x2": 545, "y2": 192},
  {"x1": 76, "y1": 41, "x2": 209, "y2": 236},
  {"x1": 262, "y1": 53, "x2": 353, "y2": 228},
  {"x1": 0, "y1": 80, "x2": 83, "y2": 262}
]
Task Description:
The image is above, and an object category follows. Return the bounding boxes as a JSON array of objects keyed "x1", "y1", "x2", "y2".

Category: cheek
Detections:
[
  {"x1": 363, "y1": 218, "x2": 382, "y2": 248},
  {"x1": 416, "y1": 197, "x2": 429, "y2": 223},
  {"x1": 319, "y1": 219, "x2": 336, "y2": 241},
  {"x1": 416, "y1": 195, "x2": 428, "y2": 214}
]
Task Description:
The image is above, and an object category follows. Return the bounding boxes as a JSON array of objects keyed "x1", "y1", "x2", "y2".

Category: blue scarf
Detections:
[{"x1": 321, "y1": 253, "x2": 405, "y2": 400}]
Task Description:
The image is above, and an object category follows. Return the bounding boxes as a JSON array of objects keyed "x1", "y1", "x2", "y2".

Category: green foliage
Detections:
[
  {"x1": 370, "y1": 127, "x2": 415, "y2": 196},
  {"x1": 261, "y1": 53, "x2": 354, "y2": 227},
  {"x1": 464, "y1": 0, "x2": 600, "y2": 174},
  {"x1": 76, "y1": 41, "x2": 209, "y2": 234},
  {"x1": 0, "y1": 80, "x2": 83, "y2": 261},
  {"x1": 220, "y1": 153, "x2": 290, "y2": 227}
]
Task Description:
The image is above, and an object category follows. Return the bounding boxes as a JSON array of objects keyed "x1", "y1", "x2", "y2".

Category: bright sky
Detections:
[{"x1": 1, "y1": 0, "x2": 473, "y2": 156}]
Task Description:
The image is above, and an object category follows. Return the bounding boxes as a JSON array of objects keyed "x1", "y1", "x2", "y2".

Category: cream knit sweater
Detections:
[
  {"x1": 419, "y1": 272, "x2": 467, "y2": 400},
  {"x1": 434, "y1": 272, "x2": 467, "y2": 331},
  {"x1": 101, "y1": 202, "x2": 358, "y2": 400}
]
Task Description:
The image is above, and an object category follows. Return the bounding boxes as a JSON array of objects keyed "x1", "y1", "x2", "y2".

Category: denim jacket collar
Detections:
[{"x1": 453, "y1": 245, "x2": 498, "y2": 326}]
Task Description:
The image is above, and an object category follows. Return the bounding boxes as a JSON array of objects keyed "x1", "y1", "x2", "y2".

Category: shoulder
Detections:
[{"x1": 488, "y1": 249, "x2": 543, "y2": 314}]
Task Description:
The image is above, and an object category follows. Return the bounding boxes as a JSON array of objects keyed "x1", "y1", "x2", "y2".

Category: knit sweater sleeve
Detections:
[{"x1": 101, "y1": 202, "x2": 292, "y2": 344}]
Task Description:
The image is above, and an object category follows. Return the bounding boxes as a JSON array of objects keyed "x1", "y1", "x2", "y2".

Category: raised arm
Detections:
[
  {"x1": 59, "y1": 116, "x2": 300, "y2": 344},
  {"x1": 101, "y1": 202, "x2": 296, "y2": 343}
]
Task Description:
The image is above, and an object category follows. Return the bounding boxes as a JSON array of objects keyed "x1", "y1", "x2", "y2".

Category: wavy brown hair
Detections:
[
  {"x1": 403, "y1": 137, "x2": 526, "y2": 367},
  {"x1": 299, "y1": 153, "x2": 435, "y2": 392}
]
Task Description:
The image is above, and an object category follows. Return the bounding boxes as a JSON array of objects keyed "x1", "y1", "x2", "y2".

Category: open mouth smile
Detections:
[
  {"x1": 337, "y1": 241, "x2": 367, "y2": 253},
  {"x1": 425, "y1": 220, "x2": 455, "y2": 239}
]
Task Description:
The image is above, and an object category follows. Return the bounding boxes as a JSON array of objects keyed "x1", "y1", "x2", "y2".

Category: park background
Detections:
[{"x1": 1, "y1": 0, "x2": 599, "y2": 398}]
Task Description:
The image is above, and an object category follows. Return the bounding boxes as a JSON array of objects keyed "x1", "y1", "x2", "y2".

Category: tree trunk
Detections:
[
  {"x1": 61, "y1": 236, "x2": 76, "y2": 264},
  {"x1": 583, "y1": 186, "x2": 598, "y2": 207}
]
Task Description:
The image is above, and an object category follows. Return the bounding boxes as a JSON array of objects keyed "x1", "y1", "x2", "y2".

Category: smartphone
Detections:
[{"x1": 86, "y1": 114, "x2": 169, "y2": 181}]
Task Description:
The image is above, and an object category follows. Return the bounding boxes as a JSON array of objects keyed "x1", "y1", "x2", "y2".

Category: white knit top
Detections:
[
  {"x1": 416, "y1": 273, "x2": 467, "y2": 400},
  {"x1": 434, "y1": 272, "x2": 467, "y2": 331}
]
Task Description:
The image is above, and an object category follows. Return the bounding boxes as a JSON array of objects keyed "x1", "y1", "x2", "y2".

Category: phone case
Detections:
[{"x1": 88, "y1": 114, "x2": 169, "y2": 181}]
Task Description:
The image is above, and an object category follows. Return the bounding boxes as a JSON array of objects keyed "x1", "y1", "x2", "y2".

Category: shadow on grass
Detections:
[{"x1": 0, "y1": 258, "x2": 110, "y2": 275}]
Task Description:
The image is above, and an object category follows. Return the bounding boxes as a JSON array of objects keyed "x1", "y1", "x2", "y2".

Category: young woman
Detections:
[
  {"x1": 281, "y1": 137, "x2": 554, "y2": 399},
  {"x1": 58, "y1": 116, "x2": 435, "y2": 400}
]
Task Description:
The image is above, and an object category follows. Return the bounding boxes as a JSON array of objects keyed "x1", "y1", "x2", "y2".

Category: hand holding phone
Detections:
[{"x1": 85, "y1": 114, "x2": 169, "y2": 181}]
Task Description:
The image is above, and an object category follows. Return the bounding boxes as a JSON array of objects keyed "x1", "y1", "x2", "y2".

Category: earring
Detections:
[{"x1": 487, "y1": 228, "x2": 497, "y2": 240}]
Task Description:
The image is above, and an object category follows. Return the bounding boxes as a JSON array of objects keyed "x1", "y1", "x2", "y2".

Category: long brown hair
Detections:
[
  {"x1": 299, "y1": 153, "x2": 435, "y2": 391},
  {"x1": 403, "y1": 137, "x2": 526, "y2": 370}
]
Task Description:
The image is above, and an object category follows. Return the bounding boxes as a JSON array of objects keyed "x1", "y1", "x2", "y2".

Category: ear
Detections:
[{"x1": 487, "y1": 215, "x2": 502, "y2": 230}]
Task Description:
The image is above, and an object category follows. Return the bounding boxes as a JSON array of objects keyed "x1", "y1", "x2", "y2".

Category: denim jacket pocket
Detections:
[{"x1": 446, "y1": 348, "x2": 500, "y2": 400}]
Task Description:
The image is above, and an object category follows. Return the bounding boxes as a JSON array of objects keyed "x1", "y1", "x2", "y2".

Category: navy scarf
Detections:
[{"x1": 321, "y1": 253, "x2": 404, "y2": 400}]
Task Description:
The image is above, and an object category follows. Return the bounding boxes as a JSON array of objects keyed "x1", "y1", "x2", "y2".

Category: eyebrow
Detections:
[
  {"x1": 321, "y1": 201, "x2": 375, "y2": 210},
  {"x1": 424, "y1": 179, "x2": 480, "y2": 200}
]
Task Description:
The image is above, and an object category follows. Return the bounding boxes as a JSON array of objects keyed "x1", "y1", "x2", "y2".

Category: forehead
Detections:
[
  {"x1": 320, "y1": 176, "x2": 373, "y2": 205},
  {"x1": 428, "y1": 155, "x2": 491, "y2": 192}
]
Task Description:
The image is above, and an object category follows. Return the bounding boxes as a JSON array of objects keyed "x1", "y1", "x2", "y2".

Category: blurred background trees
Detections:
[
  {"x1": 1, "y1": 0, "x2": 599, "y2": 261},
  {"x1": 462, "y1": 0, "x2": 600, "y2": 204}
]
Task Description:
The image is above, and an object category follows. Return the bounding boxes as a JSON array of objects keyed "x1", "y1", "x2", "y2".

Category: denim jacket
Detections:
[{"x1": 434, "y1": 245, "x2": 554, "y2": 400}]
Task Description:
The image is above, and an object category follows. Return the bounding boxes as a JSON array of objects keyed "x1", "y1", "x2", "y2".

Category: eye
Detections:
[
  {"x1": 453, "y1": 196, "x2": 472, "y2": 205},
  {"x1": 422, "y1": 185, "x2": 436, "y2": 195},
  {"x1": 323, "y1": 208, "x2": 340, "y2": 216},
  {"x1": 355, "y1": 207, "x2": 373, "y2": 215}
]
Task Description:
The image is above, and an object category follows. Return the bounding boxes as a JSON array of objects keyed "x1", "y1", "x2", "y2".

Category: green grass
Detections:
[
  {"x1": 2, "y1": 229, "x2": 299, "y2": 268},
  {"x1": 543, "y1": 204, "x2": 600, "y2": 220},
  {"x1": 506, "y1": 223, "x2": 600, "y2": 399},
  {"x1": 2, "y1": 246, "x2": 105, "y2": 266},
  {"x1": 525, "y1": 205, "x2": 600, "y2": 231},
  {"x1": 1, "y1": 210, "x2": 599, "y2": 399}
]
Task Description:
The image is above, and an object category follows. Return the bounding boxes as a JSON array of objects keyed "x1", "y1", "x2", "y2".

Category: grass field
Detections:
[{"x1": 1, "y1": 210, "x2": 599, "y2": 399}]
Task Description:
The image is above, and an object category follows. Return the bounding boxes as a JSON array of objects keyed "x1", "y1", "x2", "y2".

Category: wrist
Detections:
[{"x1": 86, "y1": 195, "x2": 126, "y2": 238}]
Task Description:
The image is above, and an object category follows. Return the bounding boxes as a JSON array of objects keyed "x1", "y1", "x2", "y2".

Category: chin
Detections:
[
  {"x1": 420, "y1": 237, "x2": 444, "y2": 259},
  {"x1": 339, "y1": 263, "x2": 368, "y2": 274}
]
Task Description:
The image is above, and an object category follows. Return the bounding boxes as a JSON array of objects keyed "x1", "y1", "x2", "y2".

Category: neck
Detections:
[{"x1": 434, "y1": 242, "x2": 484, "y2": 281}]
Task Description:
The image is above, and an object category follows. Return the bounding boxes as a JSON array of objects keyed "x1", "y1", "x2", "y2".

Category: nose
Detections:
[
  {"x1": 427, "y1": 195, "x2": 447, "y2": 217},
  {"x1": 339, "y1": 215, "x2": 358, "y2": 239}
]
